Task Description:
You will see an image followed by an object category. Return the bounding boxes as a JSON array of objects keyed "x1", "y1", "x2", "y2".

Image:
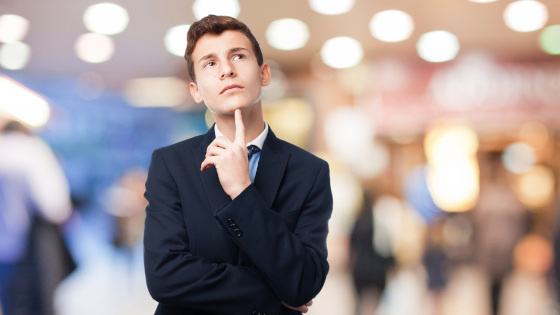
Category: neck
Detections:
[{"x1": 214, "y1": 104, "x2": 265, "y2": 143}]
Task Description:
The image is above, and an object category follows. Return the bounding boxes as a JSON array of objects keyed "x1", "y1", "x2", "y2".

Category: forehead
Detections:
[{"x1": 192, "y1": 30, "x2": 253, "y2": 60}]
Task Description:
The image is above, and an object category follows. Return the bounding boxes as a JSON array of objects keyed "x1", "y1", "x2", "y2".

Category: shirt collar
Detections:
[{"x1": 214, "y1": 122, "x2": 268, "y2": 150}]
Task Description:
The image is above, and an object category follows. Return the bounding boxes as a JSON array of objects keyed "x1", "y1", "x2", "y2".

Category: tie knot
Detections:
[{"x1": 247, "y1": 145, "x2": 260, "y2": 156}]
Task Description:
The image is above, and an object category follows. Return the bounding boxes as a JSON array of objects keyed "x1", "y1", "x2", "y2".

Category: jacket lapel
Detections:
[
  {"x1": 253, "y1": 129, "x2": 289, "y2": 210},
  {"x1": 193, "y1": 126, "x2": 289, "y2": 215},
  {"x1": 192, "y1": 126, "x2": 232, "y2": 216}
]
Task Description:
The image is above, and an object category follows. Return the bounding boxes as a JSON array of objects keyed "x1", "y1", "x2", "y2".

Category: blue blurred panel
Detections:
[
  {"x1": 9, "y1": 74, "x2": 206, "y2": 204},
  {"x1": 403, "y1": 165, "x2": 443, "y2": 224},
  {"x1": 3, "y1": 73, "x2": 207, "y2": 261}
]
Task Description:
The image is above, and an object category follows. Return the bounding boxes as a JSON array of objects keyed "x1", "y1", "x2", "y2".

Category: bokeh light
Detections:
[
  {"x1": 266, "y1": 19, "x2": 309, "y2": 51},
  {"x1": 369, "y1": 10, "x2": 414, "y2": 42},
  {"x1": 539, "y1": 25, "x2": 560, "y2": 55},
  {"x1": 417, "y1": 31, "x2": 460, "y2": 63},
  {"x1": 192, "y1": 0, "x2": 240, "y2": 20},
  {"x1": 124, "y1": 77, "x2": 189, "y2": 107},
  {"x1": 308, "y1": 0, "x2": 355, "y2": 15},
  {"x1": 324, "y1": 106, "x2": 389, "y2": 178},
  {"x1": 0, "y1": 41, "x2": 31, "y2": 70},
  {"x1": 424, "y1": 123, "x2": 479, "y2": 162},
  {"x1": 324, "y1": 106, "x2": 375, "y2": 165},
  {"x1": 320, "y1": 37, "x2": 363, "y2": 69},
  {"x1": 502, "y1": 142, "x2": 536, "y2": 174},
  {"x1": 0, "y1": 14, "x2": 29, "y2": 43},
  {"x1": 513, "y1": 234, "x2": 554, "y2": 275},
  {"x1": 514, "y1": 165, "x2": 555, "y2": 209},
  {"x1": 0, "y1": 76, "x2": 50, "y2": 127},
  {"x1": 351, "y1": 141, "x2": 390, "y2": 178},
  {"x1": 503, "y1": 0, "x2": 548, "y2": 32},
  {"x1": 164, "y1": 24, "x2": 190, "y2": 57},
  {"x1": 427, "y1": 160, "x2": 479, "y2": 212},
  {"x1": 336, "y1": 62, "x2": 371, "y2": 95},
  {"x1": 263, "y1": 98, "x2": 314, "y2": 149},
  {"x1": 424, "y1": 123, "x2": 480, "y2": 212},
  {"x1": 75, "y1": 33, "x2": 115, "y2": 63},
  {"x1": 83, "y1": 3, "x2": 129, "y2": 35}
]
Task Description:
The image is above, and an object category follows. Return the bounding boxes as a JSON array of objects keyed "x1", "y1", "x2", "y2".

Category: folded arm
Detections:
[{"x1": 215, "y1": 161, "x2": 333, "y2": 307}]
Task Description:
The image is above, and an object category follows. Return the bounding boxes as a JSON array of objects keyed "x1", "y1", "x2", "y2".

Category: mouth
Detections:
[{"x1": 220, "y1": 84, "x2": 243, "y2": 94}]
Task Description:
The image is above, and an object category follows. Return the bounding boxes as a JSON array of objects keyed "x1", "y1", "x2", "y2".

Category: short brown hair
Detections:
[{"x1": 185, "y1": 15, "x2": 264, "y2": 82}]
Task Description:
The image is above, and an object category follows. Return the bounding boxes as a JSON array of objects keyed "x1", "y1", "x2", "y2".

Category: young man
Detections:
[{"x1": 143, "y1": 15, "x2": 333, "y2": 315}]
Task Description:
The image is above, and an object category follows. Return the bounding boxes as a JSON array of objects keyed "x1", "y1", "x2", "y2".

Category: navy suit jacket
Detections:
[{"x1": 143, "y1": 126, "x2": 333, "y2": 315}]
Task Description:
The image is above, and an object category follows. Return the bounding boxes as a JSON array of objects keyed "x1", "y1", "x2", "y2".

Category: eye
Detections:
[
  {"x1": 233, "y1": 54, "x2": 245, "y2": 60},
  {"x1": 203, "y1": 61, "x2": 215, "y2": 68}
]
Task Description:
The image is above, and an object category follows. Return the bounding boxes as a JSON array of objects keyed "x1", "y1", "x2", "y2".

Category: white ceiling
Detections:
[{"x1": 2, "y1": 0, "x2": 559, "y2": 90}]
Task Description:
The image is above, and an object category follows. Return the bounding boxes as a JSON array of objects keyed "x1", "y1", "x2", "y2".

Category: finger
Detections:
[
  {"x1": 281, "y1": 302, "x2": 297, "y2": 311},
  {"x1": 300, "y1": 306, "x2": 309, "y2": 313},
  {"x1": 306, "y1": 300, "x2": 313, "y2": 306},
  {"x1": 234, "y1": 109, "x2": 245, "y2": 147},
  {"x1": 200, "y1": 156, "x2": 217, "y2": 171},
  {"x1": 206, "y1": 145, "x2": 226, "y2": 157},
  {"x1": 209, "y1": 136, "x2": 233, "y2": 149}
]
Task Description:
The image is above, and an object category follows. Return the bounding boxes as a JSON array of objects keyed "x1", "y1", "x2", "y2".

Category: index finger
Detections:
[{"x1": 234, "y1": 109, "x2": 245, "y2": 147}]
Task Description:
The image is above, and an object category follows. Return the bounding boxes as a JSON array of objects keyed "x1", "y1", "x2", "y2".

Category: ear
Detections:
[
  {"x1": 260, "y1": 63, "x2": 271, "y2": 87},
  {"x1": 189, "y1": 81, "x2": 204, "y2": 103}
]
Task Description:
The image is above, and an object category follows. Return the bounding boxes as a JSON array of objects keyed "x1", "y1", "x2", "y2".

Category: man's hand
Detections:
[
  {"x1": 281, "y1": 300, "x2": 313, "y2": 313},
  {"x1": 201, "y1": 109, "x2": 251, "y2": 199}
]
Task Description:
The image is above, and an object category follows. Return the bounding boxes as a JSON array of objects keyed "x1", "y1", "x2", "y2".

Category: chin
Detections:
[{"x1": 207, "y1": 96, "x2": 261, "y2": 115}]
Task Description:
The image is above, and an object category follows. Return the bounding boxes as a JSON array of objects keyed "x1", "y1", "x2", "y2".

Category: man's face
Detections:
[{"x1": 189, "y1": 30, "x2": 270, "y2": 115}]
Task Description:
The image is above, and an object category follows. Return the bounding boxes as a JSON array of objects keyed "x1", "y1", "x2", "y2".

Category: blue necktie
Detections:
[{"x1": 247, "y1": 145, "x2": 261, "y2": 183}]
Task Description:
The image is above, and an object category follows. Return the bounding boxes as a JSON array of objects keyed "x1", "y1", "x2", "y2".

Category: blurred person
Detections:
[
  {"x1": 375, "y1": 264, "x2": 430, "y2": 315},
  {"x1": 54, "y1": 168, "x2": 157, "y2": 315},
  {"x1": 471, "y1": 151, "x2": 529, "y2": 315},
  {"x1": 441, "y1": 265, "x2": 492, "y2": 315},
  {"x1": 143, "y1": 15, "x2": 333, "y2": 315},
  {"x1": 349, "y1": 191, "x2": 394, "y2": 315},
  {"x1": 359, "y1": 193, "x2": 430, "y2": 315},
  {"x1": 0, "y1": 120, "x2": 73, "y2": 315},
  {"x1": 498, "y1": 234, "x2": 556, "y2": 315},
  {"x1": 423, "y1": 219, "x2": 450, "y2": 315}
]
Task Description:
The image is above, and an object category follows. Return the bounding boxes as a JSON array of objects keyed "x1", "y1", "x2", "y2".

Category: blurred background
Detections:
[{"x1": 1, "y1": 0, "x2": 560, "y2": 314}]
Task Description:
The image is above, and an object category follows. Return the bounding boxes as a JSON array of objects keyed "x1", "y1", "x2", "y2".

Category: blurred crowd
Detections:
[
  {"x1": 0, "y1": 119, "x2": 155, "y2": 315},
  {"x1": 1, "y1": 113, "x2": 560, "y2": 315}
]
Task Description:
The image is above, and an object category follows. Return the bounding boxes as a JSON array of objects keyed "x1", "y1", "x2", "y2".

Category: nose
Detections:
[{"x1": 220, "y1": 62, "x2": 236, "y2": 79}]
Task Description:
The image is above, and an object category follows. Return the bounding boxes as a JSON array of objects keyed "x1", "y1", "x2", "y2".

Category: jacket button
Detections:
[{"x1": 235, "y1": 231, "x2": 243, "y2": 237}]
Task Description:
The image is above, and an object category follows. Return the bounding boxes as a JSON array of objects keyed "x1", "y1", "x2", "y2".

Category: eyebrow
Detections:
[{"x1": 197, "y1": 47, "x2": 250, "y2": 65}]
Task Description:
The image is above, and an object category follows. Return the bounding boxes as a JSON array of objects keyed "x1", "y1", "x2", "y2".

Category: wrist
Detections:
[{"x1": 229, "y1": 181, "x2": 251, "y2": 199}]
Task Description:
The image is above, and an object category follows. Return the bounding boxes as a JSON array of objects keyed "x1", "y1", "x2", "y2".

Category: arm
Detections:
[
  {"x1": 215, "y1": 161, "x2": 333, "y2": 307},
  {"x1": 143, "y1": 149, "x2": 281, "y2": 315}
]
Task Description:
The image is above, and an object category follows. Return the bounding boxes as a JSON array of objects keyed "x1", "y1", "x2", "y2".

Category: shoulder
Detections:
[
  {"x1": 153, "y1": 133, "x2": 206, "y2": 157},
  {"x1": 272, "y1": 136, "x2": 329, "y2": 171}
]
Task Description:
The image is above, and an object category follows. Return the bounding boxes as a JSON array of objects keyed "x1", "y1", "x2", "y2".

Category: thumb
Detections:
[{"x1": 234, "y1": 109, "x2": 245, "y2": 146}]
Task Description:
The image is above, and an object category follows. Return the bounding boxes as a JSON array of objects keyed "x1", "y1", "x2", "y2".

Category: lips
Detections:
[{"x1": 220, "y1": 84, "x2": 243, "y2": 94}]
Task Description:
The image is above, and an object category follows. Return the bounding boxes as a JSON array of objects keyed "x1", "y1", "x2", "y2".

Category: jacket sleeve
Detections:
[
  {"x1": 143, "y1": 149, "x2": 281, "y2": 315},
  {"x1": 215, "y1": 161, "x2": 333, "y2": 307}
]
